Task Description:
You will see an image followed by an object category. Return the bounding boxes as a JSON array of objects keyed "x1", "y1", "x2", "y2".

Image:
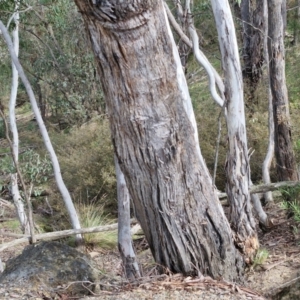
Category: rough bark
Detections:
[
  {"x1": 211, "y1": 0, "x2": 258, "y2": 263},
  {"x1": 115, "y1": 157, "x2": 140, "y2": 280},
  {"x1": 74, "y1": 0, "x2": 243, "y2": 280},
  {"x1": 268, "y1": 0, "x2": 299, "y2": 182},
  {"x1": 240, "y1": 0, "x2": 264, "y2": 89},
  {"x1": 294, "y1": 0, "x2": 300, "y2": 45}
]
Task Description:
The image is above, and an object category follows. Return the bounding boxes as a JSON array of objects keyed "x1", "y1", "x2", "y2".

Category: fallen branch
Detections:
[
  {"x1": 218, "y1": 180, "x2": 300, "y2": 202},
  {"x1": 0, "y1": 219, "x2": 137, "y2": 252}
]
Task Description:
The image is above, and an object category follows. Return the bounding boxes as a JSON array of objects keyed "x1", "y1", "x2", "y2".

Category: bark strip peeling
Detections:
[
  {"x1": 74, "y1": 0, "x2": 243, "y2": 280},
  {"x1": 268, "y1": 0, "x2": 299, "y2": 182}
]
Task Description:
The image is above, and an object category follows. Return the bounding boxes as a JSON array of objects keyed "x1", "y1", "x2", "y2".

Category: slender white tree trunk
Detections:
[
  {"x1": 211, "y1": 0, "x2": 258, "y2": 261},
  {"x1": 164, "y1": 1, "x2": 225, "y2": 105},
  {"x1": 262, "y1": 0, "x2": 274, "y2": 203},
  {"x1": 8, "y1": 5, "x2": 30, "y2": 234},
  {"x1": 167, "y1": 1, "x2": 268, "y2": 227},
  {"x1": 115, "y1": 157, "x2": 140, "y2": 280},
  {"x1": 0, "y1": 21, "x2": 83, "y2": 243},
  {"x1": 163, "y1": 3, "x2": 202, "y2": 164}
]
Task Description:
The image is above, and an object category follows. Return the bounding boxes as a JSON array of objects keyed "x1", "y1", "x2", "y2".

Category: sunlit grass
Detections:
[
  {"x1": 77, "y1": 202, "x2": 117, "y2": 249},
  {"x1": 253, "y1": 248, "x2": 269, "y2": 268}
]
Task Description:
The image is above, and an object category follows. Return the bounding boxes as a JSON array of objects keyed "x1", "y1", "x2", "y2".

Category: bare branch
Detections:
[
  {"x1": 163, "y1": 1, "x2": 225, "y2": 105},
  {"x1": 218, "y1": 180, "x2": 300, "y2": 202}
]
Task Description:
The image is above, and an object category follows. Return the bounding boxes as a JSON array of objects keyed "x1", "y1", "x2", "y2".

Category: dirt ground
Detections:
[{"x1": 0, "y1": 200, "x2": 300, "y2": 300}]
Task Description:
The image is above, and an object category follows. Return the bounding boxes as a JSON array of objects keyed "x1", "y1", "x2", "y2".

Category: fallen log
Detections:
[
  {"x1": 1, "y1": 181, "x2": 299, "y2": 251},
  {"x1": 218, "y1": 180, "x2": 300, "y2": 203},
  {"x1": 0, "y1": 218, "x2": 137, "y2": 252}
]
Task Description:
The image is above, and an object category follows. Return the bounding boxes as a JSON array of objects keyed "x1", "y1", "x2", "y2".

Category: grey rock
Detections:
[{"x1": 0, "y1": 241, "x2": 96, "y2": 295}]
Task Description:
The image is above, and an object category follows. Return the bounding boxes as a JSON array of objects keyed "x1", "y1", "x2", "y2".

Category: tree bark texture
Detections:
[
  {"x1": 74, "y1": 0, "x2": 243, "y2": 280},
  {"x1": 240, "y1": 0, "x2": 264, "y2": 88},
  {"x1": 239, "y1": 0, "x2": 265, "y2": 108},
  {"x1": 268, "y1": 0, "x2": 299, "y2": 182},
  {"x1": 211, "y1": 0, "x2": 258, "y2": 263}
]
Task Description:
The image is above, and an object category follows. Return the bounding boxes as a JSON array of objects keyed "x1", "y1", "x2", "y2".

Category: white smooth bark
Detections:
[
  {"x1": 188, "y1": 25, "x2": 224, "y2": 107},
  {"x1": 185, "y1": 0, "x2": 224, "y2": 107},
  {"x1": 262, "y1": 0, "x2": 274, "y2": 202},
  {"x1": 115, "y1": 157, "x2": 140, "y2": 280},
  {"x1": 167, "y1": 1, "x2": 268, "y2": 225},
  {"x1": 211, "y1": 0, "x2": 258, "y2": 260},
  {"x1": 8, "y1": 7, "x2": 30, "y2": 234},
  {"x1": 163, "y1": 4, "x2": 205, "y2": 168},
  {"x1": 163, "y1": 1, "x2": 225, "y2": 106},
  {"x1": 0, "y1": 20, "x2": 82, "y2": 242}
]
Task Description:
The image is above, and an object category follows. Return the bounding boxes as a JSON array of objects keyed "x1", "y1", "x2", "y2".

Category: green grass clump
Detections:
[
  {"x1": 253, "y1": 248, "x2": 269, "y2": 268},
  {"x1": 77, "y1": 202, "x2": 117, "y2": 249}
]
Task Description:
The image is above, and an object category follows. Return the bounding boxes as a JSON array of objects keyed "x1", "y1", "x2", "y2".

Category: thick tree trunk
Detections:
[
  {"x1": 115, "y1": 157, "x2": 140, "y2": 280},
  {"x1": 74, "y1": 0, "x2": 243, "y2": 280},
  {"x1": 211, "y1": 0, "x2": 258, "y2": 262},
  {"x1": 268, "y1": 0, "x2": 299, "y2": 182}
]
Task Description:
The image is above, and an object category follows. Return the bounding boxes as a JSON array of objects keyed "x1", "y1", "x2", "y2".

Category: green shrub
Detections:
[{"x1": 52, "y1": 117, "x2": 117, "y2": 214}]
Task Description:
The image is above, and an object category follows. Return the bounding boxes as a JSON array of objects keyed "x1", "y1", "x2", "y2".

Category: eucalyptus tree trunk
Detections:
[
  {"x1": 294, "y1": 0, "x2": 300, "y2": 45},
  {"x1": 268, "y1": 0, "x2": 299, "y2": 182},
  {"x1": 262, "y1": 0, "x2": 274, "y2": 203},
  {"x1": 239, "y1": 0, "x2": 265, "y2": 110},
  {"x1": 115, "y1": 157, "x2": 140, "y2": 280},
  {"x1": 8, "y1": 6, "x2": 30, "y2": 234},
  {"x1": 211, "y1": 0, "x2": 258, "y2": 262},
  {"x1": 74, "y1": 0, "x2": 243, "y2": 280},
  {"x1": 240, "y1": 0, "x2": 264, "y2": 89}
]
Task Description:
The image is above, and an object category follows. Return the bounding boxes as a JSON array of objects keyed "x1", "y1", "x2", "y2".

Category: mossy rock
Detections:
[{"x1": 0, "y1": 241, "x2": 97, "y2": 296}]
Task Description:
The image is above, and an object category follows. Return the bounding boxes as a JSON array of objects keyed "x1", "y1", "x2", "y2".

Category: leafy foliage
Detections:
[
  {"x1": 281, "y1": 184, "x2": 300, "y2": 223},
  {"x1": 20, "y1": 149, "x2": 52, "y2": 185},
  {"x1": 1, "y1": 0, "x2": 105, "y2": 127}
]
